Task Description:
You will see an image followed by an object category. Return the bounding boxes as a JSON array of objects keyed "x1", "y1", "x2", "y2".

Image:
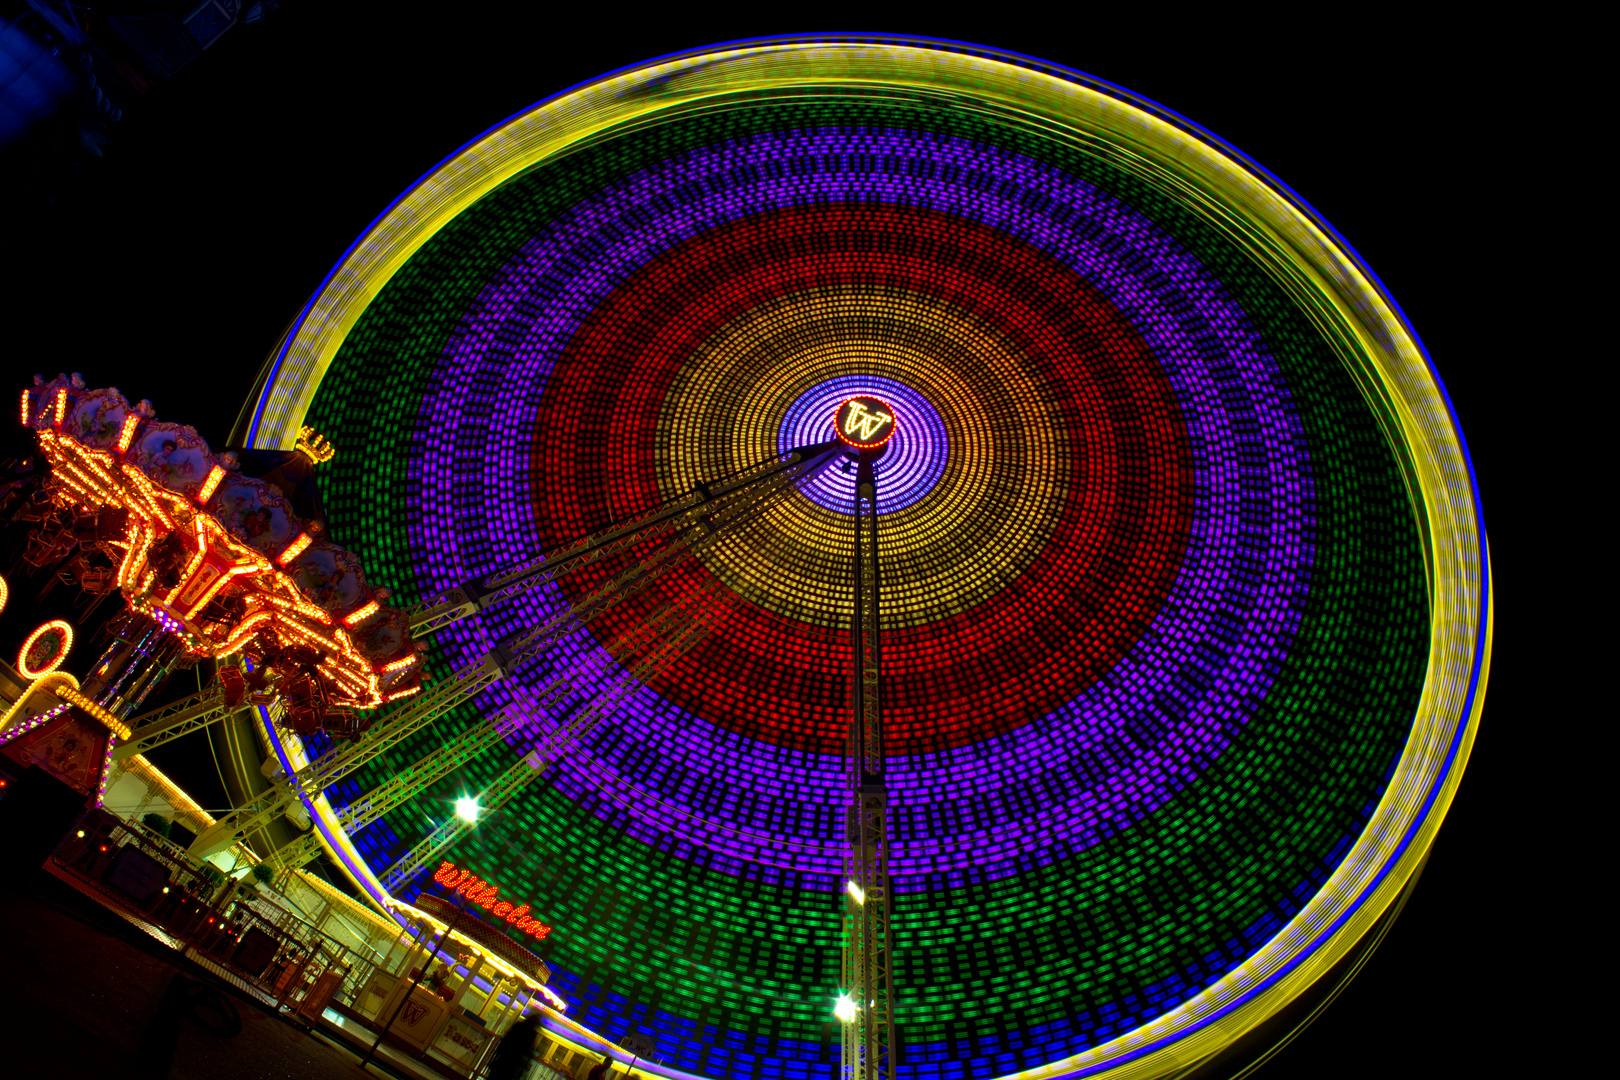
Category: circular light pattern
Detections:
[
  {"x1": 0, "y1": 574, "x2": 8, "y2": 616},
  {"x1": 19, "y1": 619, "x2": 73, "y2": 679},
  {"x1": 244, "y1": 40, "x2": 1488, "y2": 1080},
  {"x1": 782, "y1": 378, "x2": 942, "y2": 513}
]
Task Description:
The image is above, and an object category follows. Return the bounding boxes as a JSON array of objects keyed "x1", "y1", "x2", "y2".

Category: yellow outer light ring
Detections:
[{"x1": 242, "y1": 40, "x2": 1491, "y2": 1079}]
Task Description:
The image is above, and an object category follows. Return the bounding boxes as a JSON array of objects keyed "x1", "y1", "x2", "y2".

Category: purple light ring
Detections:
[
  {"x1": 417, "y1": 152, "x2": 1302, "y2": 867},
  {"x1": 779, "y1": 376, "x2": 947, "y2": 512},
  {"x1": 407, "y1": 127, "x2": 1311, "y2": 881}
]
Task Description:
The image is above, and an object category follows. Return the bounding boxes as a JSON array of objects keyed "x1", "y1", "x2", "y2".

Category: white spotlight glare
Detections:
[
  {"x1": 845, "y1": 880, "x2": 866, "y2": 905},
  {"x1": 834, "y1": 993, "x2": 858, "y2": 1023},
  {"x1": 455, "y1": 797, "x2": 480, "y2": 823}
]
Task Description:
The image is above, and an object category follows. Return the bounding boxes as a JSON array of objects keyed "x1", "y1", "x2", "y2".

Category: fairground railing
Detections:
[{"x1": 48, "y1": 808, "x2": 583, "y2": 1080}]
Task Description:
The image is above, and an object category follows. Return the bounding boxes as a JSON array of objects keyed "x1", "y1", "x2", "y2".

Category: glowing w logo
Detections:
[{"x1": 843, "y1": 402, "x2": 893, "y2": 442}]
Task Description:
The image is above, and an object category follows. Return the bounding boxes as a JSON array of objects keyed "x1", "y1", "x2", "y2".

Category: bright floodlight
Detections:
[
  {"x1": 845, "y1": 880, "x2": 866, "y2": 905},
  {"x1": 834, "y1": 993, "x2": 858, "y2": 1023},
  {"x1": 455, "y1": 797, "x2": 480, "y2": 823}
]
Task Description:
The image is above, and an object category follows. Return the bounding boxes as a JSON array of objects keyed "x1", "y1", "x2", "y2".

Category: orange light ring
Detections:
[
  {"x1": 834, "y1": 394, "x2": 899, "y2": 450},
  {"x1": 56, "y1": 686, "x2": 132, "y2": 740},
  {"x1": 18, "y1": 619, "x2": 74, "y2": 678}
]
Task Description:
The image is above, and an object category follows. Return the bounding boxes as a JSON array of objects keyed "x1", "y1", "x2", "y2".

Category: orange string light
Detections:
[
  {"x1": 275, "y1": 533, "x2": 313, "y2": 567},
  {"x1": 197, "y1": 464, "x2": 226, "y2": 503},
  {"x1": 116, "y1": 412, "x2": 141, "y2": 453}
]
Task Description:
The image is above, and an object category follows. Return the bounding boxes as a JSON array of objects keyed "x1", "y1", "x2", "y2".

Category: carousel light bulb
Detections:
[
  {"x1": 275, "y1": 532, "x2": 313, "y2": 567},
  {"x1": 116, "y1": 412, "x2": 140, "y2": 453},
  {"x1": 197, "y1": 465, "x2": 225, "y2": 502}
]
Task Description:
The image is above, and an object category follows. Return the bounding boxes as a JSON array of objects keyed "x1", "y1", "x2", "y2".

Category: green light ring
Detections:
[{"x1": 244, "y1": 39, "x2": 1490, "y2": 1080}]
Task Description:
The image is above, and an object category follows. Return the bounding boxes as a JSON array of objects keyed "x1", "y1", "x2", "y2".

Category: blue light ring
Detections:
[{"x1": 243, "y1": 40, "x2": 1490, "y2": 1080}]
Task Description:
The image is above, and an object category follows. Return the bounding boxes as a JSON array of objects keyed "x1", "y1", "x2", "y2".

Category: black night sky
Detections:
[{"x1": 3, "y1": 11, "x2": 1543, "y2": 1079}]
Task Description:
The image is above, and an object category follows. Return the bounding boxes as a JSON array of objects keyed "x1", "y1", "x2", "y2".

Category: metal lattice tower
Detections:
[{"x1": 842, "y1": 441, "x2": 895, "y2": 1080}]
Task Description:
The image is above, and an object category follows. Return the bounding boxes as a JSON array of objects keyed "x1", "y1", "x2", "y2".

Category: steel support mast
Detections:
[{"x1": 842, "y1": 443, "x2": 895, "y2": 1080}]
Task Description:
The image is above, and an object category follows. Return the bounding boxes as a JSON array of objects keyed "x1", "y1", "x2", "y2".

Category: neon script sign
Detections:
[{"x1": 432, "y1": 861, "x2": 553, "y2": 940}]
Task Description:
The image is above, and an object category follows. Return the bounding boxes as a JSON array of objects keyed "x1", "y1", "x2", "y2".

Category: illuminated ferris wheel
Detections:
[{"x1": 19, "y1": 38, "x2": 1488, "y2": 1080}]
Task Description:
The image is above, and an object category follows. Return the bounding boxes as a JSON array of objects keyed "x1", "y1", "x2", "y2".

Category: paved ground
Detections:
[{"x1": 0, "y1": 870, "x2": 398, "y2": 1080}]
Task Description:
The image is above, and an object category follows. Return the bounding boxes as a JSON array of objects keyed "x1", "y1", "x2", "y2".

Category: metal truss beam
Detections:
[
  {"x1": 202, "y1": 447, "x2": 837, "y2": 863},
  {"x1": 111, "y1": 686, "x2": 233, "y2": 761},
  {"x1": 377, "y1": 588, "x2": 722, "y2": 888},
  {"x1": 264, "y1": 606, "x2": 674, "y2": 870},
  {"x1": 189, "y1": 647, "x2": 508, "y2": 858},
  {"x1": 405, "y1": 441, "x2": 840, "y2": 638},
  {"x1": 844, "y1": 786, "x2": 893, "y2": 1080}
]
